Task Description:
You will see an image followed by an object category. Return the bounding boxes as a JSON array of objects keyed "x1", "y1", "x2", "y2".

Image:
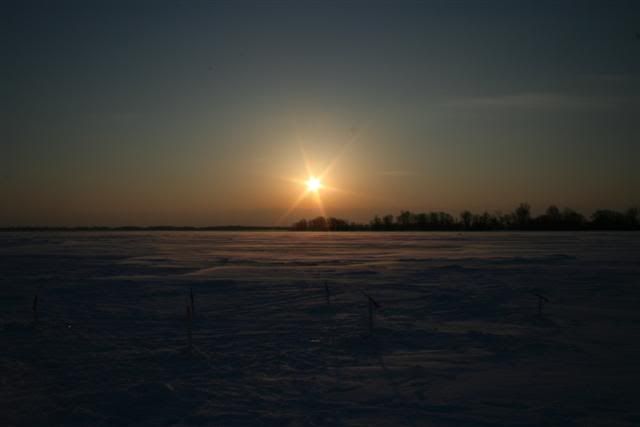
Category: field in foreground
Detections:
[{"x1": 1, "y1": 231, "x2": 640, "y2": 426}]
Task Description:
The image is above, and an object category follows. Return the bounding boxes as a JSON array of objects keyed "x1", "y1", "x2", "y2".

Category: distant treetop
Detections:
[{"x1": 292, "y1": 204, "x2": 639, "y2": 231}]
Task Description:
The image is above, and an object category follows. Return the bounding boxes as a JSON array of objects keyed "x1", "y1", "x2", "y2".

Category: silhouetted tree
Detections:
[
  {"x1": 591, "y1": 209, "x2": 629, "y2": 229},
  {"x1": 308, "y1": 216, "x2": 328, "y2": 231},
  {"x1": 536, "y1": 205, "x2": 561, "y2": 229},
  {"x1": 472, "y1": 212, "x2": 492, "y2": 230},
  {"x1": 415, "y1": 213, "x2": 428, "y2": 229},
  {"x1": 327, "y1": 217, "x2": 349, "y2": 231},
  {"x1": 382, "y1": 214, "x2": 394, "y2": 230},
  {"x1": 293, "y1": 218, "x2": 308, "y2": 231},
  {"x1": 396, "y1": 211, "x2": 414, "y2": 228},
  {"x1": 499, "y1": 211, "x2": 515, "y2": 229},
  {"x1": 546, "y1": 205, "x2": 561, "y2": 222},
  {"x1": 437, "y1": 212, "x2": 455, "y2": 229},
  {"x1": 291, "y1": 204, "x2": 638, "y2": 231},
  {"x1": 489, "y1": 212, "x2": 504, "y2": 229},
  {"x1": 370, "y1": 215, "x2": 384, "y2": 231},
  {"x1": 561, "y1": 208, "x2": 585, "y2": 229},
  {"x1": 460, "y1": 210, "x2": 472, "y2": 229},
  {"x1": 514, "y1": 203, "x2": 532, "y2": 228}
]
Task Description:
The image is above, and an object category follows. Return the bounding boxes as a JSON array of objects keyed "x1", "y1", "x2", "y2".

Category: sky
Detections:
[{"x1": 2, "y1": 0, "x2": 639, "y2": 226}]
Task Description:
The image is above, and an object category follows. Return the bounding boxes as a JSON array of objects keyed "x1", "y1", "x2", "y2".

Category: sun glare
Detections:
[
  {"x1": 278, "y1": 132, "x2": 367, "y2": 225},
  {"x1": 306, "y1": 177, "x2": 321, "y2": 192}
]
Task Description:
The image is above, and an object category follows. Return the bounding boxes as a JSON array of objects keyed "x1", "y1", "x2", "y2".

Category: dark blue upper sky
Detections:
[{"x1": 2, "y1": 0, "x2": 639, "y2": 225}]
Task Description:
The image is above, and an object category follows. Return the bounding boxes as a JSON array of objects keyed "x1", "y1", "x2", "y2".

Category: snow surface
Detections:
[{"x1": 1, "y1": 231, "x2": 640, "y2": 426}]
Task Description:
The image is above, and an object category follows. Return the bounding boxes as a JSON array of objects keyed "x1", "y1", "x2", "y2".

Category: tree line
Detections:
[{"x1": 292, "y1": 204, "x2": 640, "y2": 231}]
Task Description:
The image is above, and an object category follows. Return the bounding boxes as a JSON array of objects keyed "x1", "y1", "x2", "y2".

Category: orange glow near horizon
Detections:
[{"x1": 277, "y1": 125, "x2": 372, "y2": 226}]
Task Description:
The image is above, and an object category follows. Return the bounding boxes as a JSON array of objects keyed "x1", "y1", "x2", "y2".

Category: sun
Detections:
[
  {"x1": 278, "y1": 129, "x2": 368, "y2": 225},
  {"x1": 306, "y1": 177, "x2": 321, "y2": 192}
]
